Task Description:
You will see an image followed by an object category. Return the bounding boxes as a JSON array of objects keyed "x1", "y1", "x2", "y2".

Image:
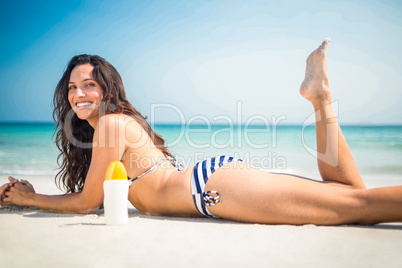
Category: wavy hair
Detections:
[{"x1": 53, "y1": 54, "x2": 172, "y2": 193}]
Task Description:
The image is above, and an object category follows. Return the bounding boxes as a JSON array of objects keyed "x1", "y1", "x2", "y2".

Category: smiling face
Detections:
[{"x1": 68, "y1": 64, "x2": 104, "y2": 127}]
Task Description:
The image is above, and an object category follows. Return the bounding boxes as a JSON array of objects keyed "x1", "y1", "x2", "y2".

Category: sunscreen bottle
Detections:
[{"x1": 103, "y1": 161, "x2": 129, "y2": 225}]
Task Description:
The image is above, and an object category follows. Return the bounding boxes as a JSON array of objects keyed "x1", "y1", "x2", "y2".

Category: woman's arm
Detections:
[
  {"x1": 1, "y1": 115, "x2": 128, "y2": 213},
  {"x1": 1, "y1": 177, "x2": 95, "y2": 213}
]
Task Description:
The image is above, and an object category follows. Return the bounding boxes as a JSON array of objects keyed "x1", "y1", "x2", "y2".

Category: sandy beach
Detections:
[{"x1": 1, "y1": 175, "x2": 402, "y2": 268}]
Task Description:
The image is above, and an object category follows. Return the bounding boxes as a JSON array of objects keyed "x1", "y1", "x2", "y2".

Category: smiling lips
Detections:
[{"x1": 75, "y1": 101, "x2": 94, "y2": 109}]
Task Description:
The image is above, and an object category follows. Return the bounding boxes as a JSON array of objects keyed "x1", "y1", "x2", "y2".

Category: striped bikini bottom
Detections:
[{"x1": 190, "y1": 155, "x2": 242, "y2": 218}]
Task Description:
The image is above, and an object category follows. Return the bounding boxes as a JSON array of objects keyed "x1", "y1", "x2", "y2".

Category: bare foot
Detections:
[{"x1": 300, "y1": 38, "x2": 332, "y2": 103}]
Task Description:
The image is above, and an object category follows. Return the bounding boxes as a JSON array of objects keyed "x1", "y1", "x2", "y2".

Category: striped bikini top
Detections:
[{"x1": 128, "y1": 156, "x2": 183, "y2": 187}]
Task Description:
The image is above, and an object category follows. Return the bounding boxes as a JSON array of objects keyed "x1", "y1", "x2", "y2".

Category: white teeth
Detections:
[{"x1": 76, "y1": 102, "x2": 92, "y2": 107}]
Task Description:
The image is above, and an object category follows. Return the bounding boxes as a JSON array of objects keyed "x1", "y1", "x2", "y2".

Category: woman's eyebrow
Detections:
[{"x1": 68, "y1": 78, "x2": 95, "y2": 84}]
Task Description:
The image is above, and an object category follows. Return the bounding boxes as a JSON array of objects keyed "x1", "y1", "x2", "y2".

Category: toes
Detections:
[
  {"x1": 318, "y1": 38, "x2": 331, "y2": 54},
  {"x1": 305, "y1": 38, "x2": 331, "y2": 67},
  {"x1": 322, "y1": 38, "x2": 331, "y2": 46}
]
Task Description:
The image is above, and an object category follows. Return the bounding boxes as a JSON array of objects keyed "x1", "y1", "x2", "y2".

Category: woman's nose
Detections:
[{"x1": 76, "y1": 87, "x2": 85, "y2": 97}]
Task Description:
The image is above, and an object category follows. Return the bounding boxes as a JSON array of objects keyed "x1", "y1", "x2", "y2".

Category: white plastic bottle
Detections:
[{"x1": 103, "y1": 161, "x2": 129, "y2": 225}]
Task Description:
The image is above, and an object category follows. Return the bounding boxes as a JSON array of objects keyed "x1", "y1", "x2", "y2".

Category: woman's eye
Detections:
[
  {"x1": 68, "y1": 85, "x2": 76, "y2": 90},
  {"x1": 85, "y1": 83, "x2": 95, "y2": 87}
]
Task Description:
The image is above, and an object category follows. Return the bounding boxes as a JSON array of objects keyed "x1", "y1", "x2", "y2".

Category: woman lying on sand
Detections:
[{"x1": 1, "y1": 39, "x2": 401, "y2": 225}]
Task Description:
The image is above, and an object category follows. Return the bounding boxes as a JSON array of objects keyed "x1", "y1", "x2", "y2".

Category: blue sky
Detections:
[{"x1": 0, "y1": 0, "x2": 401, "y2": 124}]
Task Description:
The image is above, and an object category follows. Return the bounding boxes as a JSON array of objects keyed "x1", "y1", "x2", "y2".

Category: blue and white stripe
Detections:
[{"x1": 190, "y1": 155, "x2": 236, "y2": 218}]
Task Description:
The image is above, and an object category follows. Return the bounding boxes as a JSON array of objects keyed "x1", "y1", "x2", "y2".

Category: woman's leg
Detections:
[
  {"x1": 205, "y1": 39, "x2": 402, "y2": 225},
  {"x1": 206, "y1": 162, "x2": 402, "y2": 225},
  {"x1": 300, "y1": 39, "x2": 365, "y2": 189}
]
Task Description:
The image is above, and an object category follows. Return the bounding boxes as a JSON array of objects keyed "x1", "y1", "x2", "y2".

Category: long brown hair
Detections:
[{"x1": 53, "y1": 54, "x2": 172, "y2": 193}]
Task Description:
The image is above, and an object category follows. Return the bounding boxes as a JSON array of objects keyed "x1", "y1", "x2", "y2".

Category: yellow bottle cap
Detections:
[{"x1": 105, "y1": 161, "x2": 127, "y2": 180}]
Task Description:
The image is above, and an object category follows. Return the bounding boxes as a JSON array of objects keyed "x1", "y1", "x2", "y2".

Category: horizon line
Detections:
[{"x1": 1, "y1": 120, "x2": 402, "y2": 127}]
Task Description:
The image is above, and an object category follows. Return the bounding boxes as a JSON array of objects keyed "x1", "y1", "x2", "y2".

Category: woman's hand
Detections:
[
  {"x1": 0, "y1": 177, "x2": 17, "y2": 205},
  {"x1": 0, "y1": 176, "x2": 36, "y2": 207}
]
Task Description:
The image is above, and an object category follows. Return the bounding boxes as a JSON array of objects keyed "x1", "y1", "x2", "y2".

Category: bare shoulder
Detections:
[
  {"x1": 95, "y1": 114, "x2": 148, "y2": 144},
  {"x1": 96, "y1": 114, "x2": 142, "y2": 131}
]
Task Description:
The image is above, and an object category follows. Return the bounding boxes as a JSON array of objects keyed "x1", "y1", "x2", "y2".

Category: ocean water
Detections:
[{"x1": 0, "y1": 123, "x2": 401, "y2": 181}]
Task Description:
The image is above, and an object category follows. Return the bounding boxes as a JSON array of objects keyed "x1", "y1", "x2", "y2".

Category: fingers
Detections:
[
  {"x1": 0, "y1": 184, "x2": 13, "y2": 206},
  {"x1": 7, "y1": 177, "x2": 29, "y2": 188},
  {"x1": 1, "y1": 185, "x2": 19, "y2": 205},
  {"x1": 1, "y1": 177, "x2": 21, "y2": 206},
  {"x1": 0, "y1": 182, "x2": 11, "y2": 202},
  {"x1": 0, "y1": 183, "x2": 8, "y2": 194},
  {"x1": 0, "y1": 184, "x2": 7, "y2": 205},
  {"x1": 8, "y1": 176, "x2": 19, "y2": 186},
  {"x1": 1, "y1": 191, "x2": 12, "y2": 205}
]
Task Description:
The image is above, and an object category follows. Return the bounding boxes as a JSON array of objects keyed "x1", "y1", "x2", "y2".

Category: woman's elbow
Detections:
[
  {"x1": 76, "y1": 205, "x2": 99, "y2": 214},
  {"x1": 76, "y1": 197, "x2": 102, "y2": 214}
]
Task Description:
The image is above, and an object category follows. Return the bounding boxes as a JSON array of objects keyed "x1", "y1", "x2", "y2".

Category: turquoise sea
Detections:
[{"x1": 0, "y1": 122, "x2": 401, "y2": 181}]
